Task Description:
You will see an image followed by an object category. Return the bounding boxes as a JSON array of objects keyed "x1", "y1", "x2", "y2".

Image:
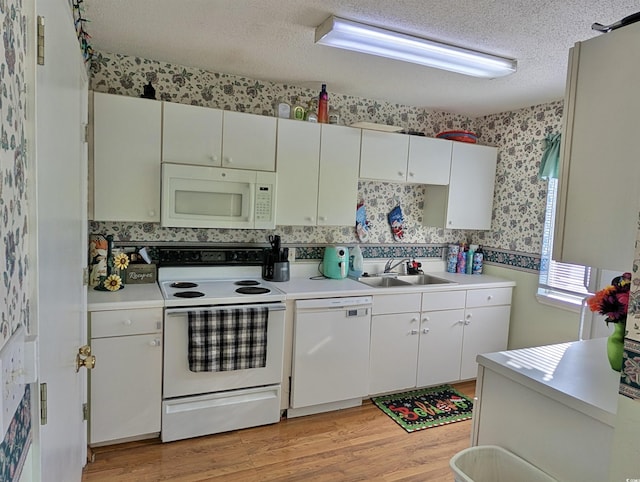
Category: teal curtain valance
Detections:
[{"x1": 538, "y1": 133, "x2": 561, "y2": 180}]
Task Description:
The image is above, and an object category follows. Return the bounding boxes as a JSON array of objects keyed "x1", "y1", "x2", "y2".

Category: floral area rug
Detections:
[{"x1": 372, "y1": 385, "x2": 473, "y2": 433}]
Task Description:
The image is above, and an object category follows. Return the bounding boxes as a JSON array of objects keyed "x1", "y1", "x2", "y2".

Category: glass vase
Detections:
[{"x1": 606, "y1": 321, "x2": 625, "y2": 372}]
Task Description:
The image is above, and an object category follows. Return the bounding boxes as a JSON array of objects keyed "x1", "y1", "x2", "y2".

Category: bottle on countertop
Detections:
[
  {"x1": 349, "y1": 244, "x2": 364, "y2": 278},
  {"x1": 472, "y1": 246, "x2": 484, "y2": 274},
  {"x1": 456, "y1": 243, "x2": 467, "y2": 274},
  {"x1": 317, "y1": 84, "x2": 329, "y2": 124},
  {"x1": 466, "y1": 244, "x2": 477, "y2": 275},
  {"x1": 446, "y1": 244, "x2": 459, "y2": 273}
]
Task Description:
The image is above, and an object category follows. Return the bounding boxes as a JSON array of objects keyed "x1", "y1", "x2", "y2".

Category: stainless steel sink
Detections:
[
  {"x1": 357, "y1": 273, "x2": 456, "y2": 288},
  {"x1": 357, "y1": 276, "x2": 413, "y2": 288},
  {"x1": 397, "y1": 274, "x2": 456, "y2": 285}
]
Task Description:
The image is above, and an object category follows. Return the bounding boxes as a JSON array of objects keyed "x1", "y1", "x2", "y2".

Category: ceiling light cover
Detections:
[{"x1": 315, "y1": 16, "x2": 517, "y2": 78}]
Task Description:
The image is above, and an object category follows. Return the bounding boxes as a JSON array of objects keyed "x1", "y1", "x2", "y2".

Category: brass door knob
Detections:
[
  {"x1": 76, "y1": 354, "x2": 96, "y2": 372},
  {"x1": 76, "y1": 345, "x2": 96, "y2": 372}
]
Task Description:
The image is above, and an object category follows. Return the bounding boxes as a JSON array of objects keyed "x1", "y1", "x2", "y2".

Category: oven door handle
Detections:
[{"x1": 165, "y1": 303, "x2": 286, "y2": 316}]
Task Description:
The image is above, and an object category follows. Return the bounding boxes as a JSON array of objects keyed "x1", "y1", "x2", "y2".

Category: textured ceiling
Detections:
[{"x1": 83, "y1": 0, "x2": 639, "y2": 117}]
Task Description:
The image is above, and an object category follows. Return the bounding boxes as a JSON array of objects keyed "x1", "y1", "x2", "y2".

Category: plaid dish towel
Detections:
[{"x1": 187, "y1": 306, "x2": 269, "y2": 372}]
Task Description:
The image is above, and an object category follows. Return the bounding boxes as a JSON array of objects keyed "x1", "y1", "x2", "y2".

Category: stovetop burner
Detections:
[
  {"x1": 171, "y1": 281, "x2": 198, "y2": 289},
  {"x1": 235, "y1": 286, "x2": 271, "y2": 295},
  {"x1": 234, "y1": 280, "x2": 261, "y2": 286},
  {"x1": 174, "y1": 291, "x2": 205, "y2": 298}
]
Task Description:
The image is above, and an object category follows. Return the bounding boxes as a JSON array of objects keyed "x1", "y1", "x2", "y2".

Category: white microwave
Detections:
[{"x1": 161, "y1": 163, "x2": 276, "y2": 229}]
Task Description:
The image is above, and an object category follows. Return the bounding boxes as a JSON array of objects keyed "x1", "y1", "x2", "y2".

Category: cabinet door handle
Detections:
[
  {"x1": 318, "y1": 216, "x2": 327, "y2": 222},
  {"x1": 149, "y1": 338, "x2": 161, "y2": 347},
  {"x1": 224, "y1": 157, "x2": 233, "y2": 164},
  {"x1": 409, "y1": 329, "x2": 419, "y2": 335},
  {"x1": 422, "y1": 316, "x2": 430, "y2": 322},
  {"x1": 209, "y1": 154, "x2": 219, "y2": 162},
  {"x1": 408, "y1": 172, "x2": 414, "y2": 178},
  {"x1": 148, "y1": 210, "x2": 156, "y2": 217},
  {"x1": 411, "y1": 317, "x2": 419, "y2": 323},
  {"x1": 122, "y1": 319, "x2": 132, "y2": 326},
  {"x1": 422, "y1": 328, "x2": 430, "y2": 334},
  {"x1": 398, "y1": 171, "x2": 404, "y2": 178},
  {"x1": 487, "y1": 295, "x2": 493, "y2": 301}
]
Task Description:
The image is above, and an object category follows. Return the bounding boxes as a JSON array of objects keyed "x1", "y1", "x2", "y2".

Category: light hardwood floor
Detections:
[{"x1": 82, "y1": 381, "x2": 475, "y2": 482}]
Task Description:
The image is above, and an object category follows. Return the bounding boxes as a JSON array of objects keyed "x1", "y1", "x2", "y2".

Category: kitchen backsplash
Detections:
[{"x1": 89, "y1": 50, "x2": 559, "y2": 272}]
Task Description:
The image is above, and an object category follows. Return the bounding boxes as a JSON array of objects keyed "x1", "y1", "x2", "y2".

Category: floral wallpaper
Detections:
[
  {"x1": 89, "y1": 51, "x2": 555, "y2": 273},
  {"x1": 1, "y1": 0, "x2": 32, "y2": 479},
  {"x1": 620, "y1": 216, "x2": 640, "y2": 400}
]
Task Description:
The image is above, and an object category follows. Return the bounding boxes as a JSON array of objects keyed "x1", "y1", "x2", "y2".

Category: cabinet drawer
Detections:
[
  {"x1": 465, "y1": 288, "x2": 512, "y2": 308},
  {"x1": 421, "y1": 290, "x2": 466, "y2": 311},
  {"x1": 372, "y1": 293, "x2": 422, "y2": 315},
  {"x1": 91, "y1": 308, "x2": 163, "y2": 338}
]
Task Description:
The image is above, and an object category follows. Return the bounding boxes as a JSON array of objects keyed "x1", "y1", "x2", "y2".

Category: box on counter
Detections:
[{"x1": 125, "y1": 264, "x2": 157, "y2": 284}]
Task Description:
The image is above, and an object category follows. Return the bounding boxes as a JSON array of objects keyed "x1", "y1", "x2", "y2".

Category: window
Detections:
[{"x1": 537, "y1": 178, "x2": 592, "y2": 309}]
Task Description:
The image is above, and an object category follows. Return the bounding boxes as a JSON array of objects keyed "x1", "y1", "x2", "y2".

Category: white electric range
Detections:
[{"x1": 157, "y1": 247, "x2": 286, "y2": 442}]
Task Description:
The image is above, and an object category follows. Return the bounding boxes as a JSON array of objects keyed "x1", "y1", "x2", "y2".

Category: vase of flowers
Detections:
[{"x1": 586, "y1": 272, "x2": 631, "y2": 371}]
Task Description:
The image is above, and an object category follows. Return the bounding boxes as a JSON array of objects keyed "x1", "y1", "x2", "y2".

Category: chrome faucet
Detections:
[{"x1": 384, "y1": 258, "x2": 411, "y2": 274}]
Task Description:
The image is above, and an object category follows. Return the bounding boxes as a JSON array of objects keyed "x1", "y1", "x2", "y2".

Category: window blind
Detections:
[{"x1": 538, "y1": 178, "x2": 591, "y2": 299}]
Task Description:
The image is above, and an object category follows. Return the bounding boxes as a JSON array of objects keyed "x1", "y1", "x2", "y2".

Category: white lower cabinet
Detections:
[
  {"x1": 369, "y1": 293, "x2": 422, "y2": 395},
  {"x1": 369, "y1": 287, "x2": 512, "y2": 395},
  {"x1": 460, "y1": 288, "x2": 512, "y2": 380},
  {"x1": 89, "y1": 307, "x2": 163, "y2": 445}
]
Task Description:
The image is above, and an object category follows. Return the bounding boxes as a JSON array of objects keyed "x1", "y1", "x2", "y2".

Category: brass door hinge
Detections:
[
  {"x1": 37, "y1": 16, "x2": 45, "y2": 65},
  {"x1": 40, "y1": 383, "x2": 47, "y2": 425},
  {"x1": 82, "y1": 403, "x2": 88, "y2": 421},
  {"x1": 82, "y1": 267, "x2": 89, "y2": 286}
]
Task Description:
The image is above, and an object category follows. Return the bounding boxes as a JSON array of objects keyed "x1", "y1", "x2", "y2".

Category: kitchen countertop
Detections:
[
  {"x1": 477, "y1": 337, "x2": 619, "y2": 426},
  {"x1": 87, "y1": 283, "x2": 164, "y2": 311},
  {"x1": 86, "y1": 271, "x2": 515, "y2": 309},
  {"x1": 276, "y1": 271, "x2": 515, "y2": 300}
]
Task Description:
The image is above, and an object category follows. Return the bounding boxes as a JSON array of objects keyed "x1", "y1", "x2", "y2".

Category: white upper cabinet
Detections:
[
  {"x1": 275, "y1": 121, "x2": 361, "y2": 226},
  {"x1": 359, "y1": 130, "x2": 453, "y2": 184},
  {"x1": 162, "y1": 102, "x2": 223, "y2": 166},
  {"x1": 423, "y1": 143, "x2": 497, "y2": 230},
  {"x1": 554, "y1": 23, "x2": 640, "y2": 271},
  {"x1": 222, "y1": 110, "x2": 277, "y2": 171},
  {"x1": 275, "y1": 119, "x2": 321, "y2": 226},
  {"x1": 92, "y1": 92, "x2": 161, "y2": 222},
  {"x1": 407, "y1": 136, "x2": 452, "y2": 184},
  {"x1": 162, "y1": 103, "x2": 276, "y2": 171},
  {"x1": 359, "y1": 130, "x2": 409, "y2": 182},
  {"x1": 317, "y1": 124, "x2": 361, "y2": 226}
]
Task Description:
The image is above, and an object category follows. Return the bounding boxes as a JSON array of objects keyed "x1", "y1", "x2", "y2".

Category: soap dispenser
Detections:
[{"x1": 349, "y1": 245, "x2": 364, "y2": 278}]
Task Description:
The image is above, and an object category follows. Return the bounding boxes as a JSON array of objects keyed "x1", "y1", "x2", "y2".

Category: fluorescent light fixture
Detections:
[{"x1": 315, "y1": 16, "x2": 517, "y2": 78}]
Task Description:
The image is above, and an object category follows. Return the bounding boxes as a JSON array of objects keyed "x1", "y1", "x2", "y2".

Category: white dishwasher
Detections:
[{"x1": 289, "y1": 296, "x2": 372, "y2": 418}]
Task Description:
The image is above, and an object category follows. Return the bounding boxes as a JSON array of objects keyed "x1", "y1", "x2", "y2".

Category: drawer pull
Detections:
[
  {"x1": 422, "y1": 316, "x2": 430, "y2": 322},
  {"x1": 411, "y1": 317, "x2": 419, "y2": 323},
  {"x1": 149, "y1": 338, "x2": 161, "y2": 347},
  {"x1": 422, "y1": 328, "x2": 430, "y2": 334},
  {"x1": 123, "y1": 319, "x2": 132, "y2": 326},
  {"x1": 487, "y1": 295, "x2": 493, "y2": 301}
]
